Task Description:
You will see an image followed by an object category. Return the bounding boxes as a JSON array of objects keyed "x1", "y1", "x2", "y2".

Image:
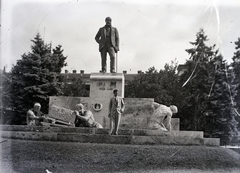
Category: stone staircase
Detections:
[{"x1": 0, "y1": 125, "x2": 220, "y2": 146}]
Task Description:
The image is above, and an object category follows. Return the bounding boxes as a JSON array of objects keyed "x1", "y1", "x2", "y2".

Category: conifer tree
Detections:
[
  {"x1": 232, "y1": 38, "x2": 240, "y2": 116},
  {"x1": 204, "y1": 55, "x2": 238, "y2": 145},
  {"x1": 178, "y1": 29, "x2": 217, "y2": 130},
  {"x1": 0, "y1": 69, "x2": 14, "y2": 124},
  {"x1": 10, "y1": 33, "x2": 67, "y2": 124}
]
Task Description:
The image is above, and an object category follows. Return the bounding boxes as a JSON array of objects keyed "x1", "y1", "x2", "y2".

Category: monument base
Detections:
[{"x1": 0, "y1": 125, "x2": 220, "y2": 146}]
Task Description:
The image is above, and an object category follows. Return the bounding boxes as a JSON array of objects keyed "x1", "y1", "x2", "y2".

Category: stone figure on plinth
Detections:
[
  {"x1": 26, "y1": 103, "x2": 45, "y2": 126},
  {"x1": 73, "y1": 103, "x2": 103, "y2": 128},
  {"x1": 95, "y1": 17, "x2": 119, "y2": 73},
  {"x1": 148, "y1": 103, "x2": 178, "y2": 131}
]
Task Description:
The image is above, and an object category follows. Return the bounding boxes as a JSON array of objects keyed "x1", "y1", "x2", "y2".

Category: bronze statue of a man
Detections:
[{"x1": 95, "y1": 17, "x2": 119, "y2": 73}]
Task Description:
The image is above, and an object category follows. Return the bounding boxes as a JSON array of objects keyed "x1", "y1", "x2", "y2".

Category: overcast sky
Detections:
[{"x1": 1, "y1": 0, "x2": 240, "y2": 73}]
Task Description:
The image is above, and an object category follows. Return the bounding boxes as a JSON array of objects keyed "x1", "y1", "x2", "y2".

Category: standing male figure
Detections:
[
  {"x1": 95, "y1": 17, "x2": 119, "y2": 73},
  {"x1": 109, "y1": 89, "x2": 125, "y2": 135}
]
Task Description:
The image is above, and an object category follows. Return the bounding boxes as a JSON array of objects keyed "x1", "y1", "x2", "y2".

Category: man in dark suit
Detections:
[{"x1": 95, "y1": 17, "x2": 119, "y2": 73}]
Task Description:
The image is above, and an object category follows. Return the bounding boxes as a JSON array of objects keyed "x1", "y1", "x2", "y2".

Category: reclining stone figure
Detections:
[{"x1": 148, "y1": 103, "x2": 178, "y2": 131}]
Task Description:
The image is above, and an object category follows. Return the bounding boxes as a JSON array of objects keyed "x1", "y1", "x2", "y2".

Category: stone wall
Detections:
[{"x1": 49, "y1": 96, "x2": 179, "y2": 130}]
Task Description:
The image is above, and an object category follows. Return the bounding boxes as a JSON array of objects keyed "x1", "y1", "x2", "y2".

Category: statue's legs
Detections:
[
  {"x1": 108, "y1": 47, "x2": 116, "y2": 73},
  {"x1": 100, "y1": 46, "x2": 115, "y2": 73},
  {"x1": 100, "y1": 49, "x2": 107, "y2": 73}
]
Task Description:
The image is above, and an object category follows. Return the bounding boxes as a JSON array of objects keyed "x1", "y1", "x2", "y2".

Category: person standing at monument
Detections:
[
  {"x1": 148, "y1": 103, "x2": 178, "y2": 131},
  {"x1": 109, "y1": 89, "x2": 125, "y2": 135},
  {"x1": 95, "y1": 17, "x2": 119, "y2": 73}
]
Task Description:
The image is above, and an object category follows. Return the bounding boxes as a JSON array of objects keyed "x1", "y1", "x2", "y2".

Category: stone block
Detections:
[
  {"x1": 49, "y1": 96, "x2": 82, "y2": 110},
  {"x1": 204, "y1": 138, "x2": 220, "y2": 146},
  {"x1": 0, "y1": 125, "x2": 42, "y2": 132},
  {"x1": 48, "y1": 104, "x2": 75, "y2": 125},
  {"x1": 72, "y1": 134, "x2": 132, "y2": 144},
  {"x1": 95, "y1": 128, "x2": 134, "y2": 135},
  {"x1": 131, "y1": 136, "x2": 204, "y2": 145},
  {"x1": 120, "y1": 98, "x2": 154, "y2": 129},
  {"x1": 57, "y1": 133, "x2": 75, "y2": 142},
  {"x1": 0, "y1": 125, "x2": 62, "y2": 133},
  {"x1": 1, "y1": 131, "x2": 57, "y2": 141},
  {"x1": 171, "y1": 118, "x2": 180, "y2": 130},
  {"x1": 132, "y1": 130, "x2": 203, "y2": 138},
  {"x1": 59, "y1": 127, "x2": 95, "y2": 134},
  {"x1": 90, "y1": 73, "x2": 125, "y2": 98}
]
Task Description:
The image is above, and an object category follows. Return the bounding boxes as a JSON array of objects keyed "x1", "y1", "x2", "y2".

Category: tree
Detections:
[
  {"x1": 9, "y1": 33, "x2": 67, "y2": 124},
  {"x1": 125, "y1": 59, "x2": 180, "y2": 106},
  {"x1": 62, "y1": 78, "x2": 89, "y2": 97},
  {"x1": 232, "y1": 38, "x2": 240, "y2": 114},
  {"x1": 204, "y1": 55, "x2": 238, "y2": 145},
  {"x1": 0, "y1": 68, "x2": 15, "y2": 124},
  {"x1": 178, "y1": 29, "x2": 218, "y2": 130},
  {"x1": 231, "y1": 38, "x2": 240, "y2": 130}
]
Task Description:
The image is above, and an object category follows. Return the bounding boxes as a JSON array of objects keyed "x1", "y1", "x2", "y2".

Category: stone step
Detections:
[
  {"x1": 1, "y1": 131, "x2": 204, "y2": 145},
  {"x1": 0, "y1": 125, "x2": 202, "y2": 138},
  {"x1": 96, "y1": 129, "x2": 204, "y2": 138},
  {"x1": 0, "y1": 125, "x2": 95, "y2": 134},
  {"x1": 0, "y1": 125, "x2": 219, "y2": 146}
]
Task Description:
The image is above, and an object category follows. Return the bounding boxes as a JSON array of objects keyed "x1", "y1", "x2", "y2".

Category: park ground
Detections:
[{"x1": 1, "y1": 139, "x2": 240, "y2": 173}]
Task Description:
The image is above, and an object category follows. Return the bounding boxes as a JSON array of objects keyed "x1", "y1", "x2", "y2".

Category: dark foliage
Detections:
[
  {"x1": 204, "y1": 55, "x2": 238, "y2": 145},
  {"x1": 125, "y1": 60, "x2": 180, "y2": 106},
  {"x1": 62, "y1": 78, "x2": 89, "y2": 97},
  {"x1": 8, "y1": 33, "x2": 67, "y2": 124},
  {"x1": 231, "y1": 38, "x2": 240, "y2": 130}
]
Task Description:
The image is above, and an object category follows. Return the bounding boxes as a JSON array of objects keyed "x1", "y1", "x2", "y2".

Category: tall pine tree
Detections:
[
  {"x1": 10, "y1": 33, "x2": 67, "y2": 124},
  {"x1": 232, "y1": 38, "x2": 240, "y2": 116},
  {"x1": 178, "y1": 29, "x2": 217, "y2": 130},
  {"x1": 204, "y1": 55, "x2": 238, "y2": 145}
]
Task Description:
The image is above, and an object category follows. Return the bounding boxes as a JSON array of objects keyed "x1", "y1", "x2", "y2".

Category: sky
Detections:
[{"x1": 1, "y1": 0, "x2": 240, "y2": 74}]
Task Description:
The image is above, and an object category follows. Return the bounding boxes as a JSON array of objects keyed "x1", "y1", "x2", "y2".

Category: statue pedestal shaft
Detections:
[{"x1": 90, "y1": 73, "x2": 125, "y2": 98}]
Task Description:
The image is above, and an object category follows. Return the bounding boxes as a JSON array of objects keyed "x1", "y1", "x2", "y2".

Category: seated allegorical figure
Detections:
[
  {"x1": 148, "y1": 103, "x2": 178, "y2": 131},
  {"x1": 26, "y1": 103, "x2": 46, "y2": 126},
  {"x1": 73, "y1": 103, "x2": 103, "y2": 129}
]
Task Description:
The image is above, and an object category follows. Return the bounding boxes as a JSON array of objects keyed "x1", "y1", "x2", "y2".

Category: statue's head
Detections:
[
  {"x1": 33, "y1": 103, "x2": 41, "y2": 112},
  {"x1": 170, "y1": 105, "x2": 178, "y2": 114},
  {"x1": 75, "y1": 103, "x2": 84, "y2": 113},
  {"x1": 105, "y1": 17, "x2": 112, "y2": 27}
]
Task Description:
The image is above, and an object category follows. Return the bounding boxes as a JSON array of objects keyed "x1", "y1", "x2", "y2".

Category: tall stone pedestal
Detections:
[
  {"x1": 87, "y1": 73, "x2": 125, "y2": 127},
  {"x1": 90, "y1": 73, "x2": 125, "y2": 98}
]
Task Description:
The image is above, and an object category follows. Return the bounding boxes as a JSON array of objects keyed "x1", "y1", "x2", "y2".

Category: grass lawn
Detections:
[{"x1": 1, "y1": 139, "x2": 240, "y2": 173}]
